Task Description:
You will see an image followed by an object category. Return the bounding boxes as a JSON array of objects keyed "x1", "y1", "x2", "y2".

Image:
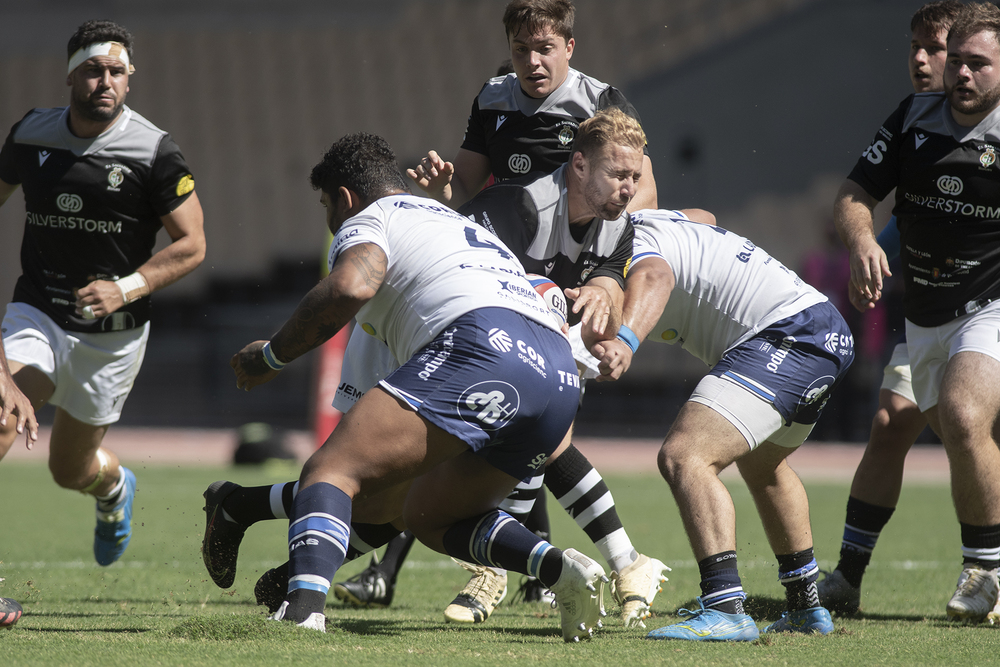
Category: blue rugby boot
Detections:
[
  {"x1": 762, "y1": 606, "x2": 834, "y2": 635},
  {"x1": 94, "y1": 467, "x2": 136, "y2": 566},
  {"x1": 646, "y1": 598, "x2": 759, "y2": 642}
]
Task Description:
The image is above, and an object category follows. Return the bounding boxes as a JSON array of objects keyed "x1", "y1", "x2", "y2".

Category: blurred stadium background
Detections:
[{"x1": 0, "y1": 0, "x2": 934, "y2": 443}]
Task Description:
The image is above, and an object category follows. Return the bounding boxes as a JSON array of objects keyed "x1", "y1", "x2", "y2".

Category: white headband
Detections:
[{"x1": 67, "y1": 41, "x2": 134, "y2": 75}]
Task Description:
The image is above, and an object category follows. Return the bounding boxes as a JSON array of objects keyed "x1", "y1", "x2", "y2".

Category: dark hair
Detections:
[
  {"x1": 911, "y1": 1, "x2": 963, "y2": 35},
  {"x1": 503, "y1": 0, "x2": 574, "y2": 43},
  {"x1": 949, "y1": 2, "x2": 1000, "y2": 46},
  {"x1": 67, "y1": 20, "x2": 134, "y2": 62},
  {"x1": 309, "y1": 132, "x2": 409, "y2": 202}
]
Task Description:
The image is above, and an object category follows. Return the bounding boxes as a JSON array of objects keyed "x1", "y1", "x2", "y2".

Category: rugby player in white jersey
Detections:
[
  {"x1": 205, "y1": 111, "x2": 677, "y2": 630},
  {"x1": 591, "y1": 210, "x2": 855, "y2": 640},
  {"x1": 228, "y1": 132, "x2": 608, "y2": 641}
]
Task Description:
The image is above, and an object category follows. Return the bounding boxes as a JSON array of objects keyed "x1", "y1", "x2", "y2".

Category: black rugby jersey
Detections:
[
  {"x1": 0, "y1": 106, "x2": 194, "y2": 333},
  {"x1": 461, "y1": 67, "x2": 646, "y2": 182},
  {"x1": 457, "y1": 163, "x2": 634, "y2": 315},
  {"x1": 848, "y1": 93, "x2": 1000, "y2": 327}
]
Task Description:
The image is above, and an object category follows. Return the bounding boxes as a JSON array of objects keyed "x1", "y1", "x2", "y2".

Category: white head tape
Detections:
[{"x1": 67, "y1": 41, "x2": 134, "y2": 75}]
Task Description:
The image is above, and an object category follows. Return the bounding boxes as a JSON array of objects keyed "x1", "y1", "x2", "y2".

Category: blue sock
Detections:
[
  {"x1": 284, "y1": 482, "x2": 352, "y2": 621},
  {"x1": 698, "y1": 551, "x2": 745, "y2": 614},
  {"x1": 443, "y1": 509, "x2": 564, "y2": 587}
]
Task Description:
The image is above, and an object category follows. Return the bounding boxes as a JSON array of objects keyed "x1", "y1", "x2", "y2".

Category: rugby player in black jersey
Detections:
[
  {"x1": 0, "y1": 20, "x2": 205, "y2": 567},
  {"x1": 834, "y1": 2, "x2": 1000, "y2": 624},
  {"x1": 818, "y1": 0, "x2": 964, "y2": 617}
]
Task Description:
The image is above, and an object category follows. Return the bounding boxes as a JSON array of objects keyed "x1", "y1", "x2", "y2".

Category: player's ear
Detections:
[
  {"x1": 337, "y1": 186, "x2": 364, "y2": 217},
  {"x1": 565, "y1": 37, "x2": 575, "y2": 60}
]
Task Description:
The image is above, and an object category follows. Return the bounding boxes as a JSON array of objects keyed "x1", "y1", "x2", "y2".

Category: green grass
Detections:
[{"x1": 0, "y1": 459, "x2": 996, "y2": 666}]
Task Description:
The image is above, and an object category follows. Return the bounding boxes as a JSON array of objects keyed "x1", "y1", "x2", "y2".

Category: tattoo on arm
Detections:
[
  {"x1": 270, "y1": 243, "x2": 386, "y2": 361},
  {"x1": 346, "y1": 244, "x2": 387, "y2": 292}
]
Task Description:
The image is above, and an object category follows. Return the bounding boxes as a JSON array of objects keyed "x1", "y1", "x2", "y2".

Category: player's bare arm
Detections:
[
  {"x1": 74, "y1": 191, "x2": 207, "y2": 319},
  {"x1": 626, "y1": 155, "x2": 658, "y2": 212},
  {"x1": 834, "y1": 178, "x2": 890, "y2": 302},
  {"x1": 594, "y1": 257, "x2": 674, "y2": 382},
  {"x1": 681, "y1": 208, "x2": 717, "y2": 226},
  {"x1": 0, "y1": 178, "x2": 19, "y2": 207},
  {"x1": 231, "y1": 242, "x2": 386, "y2": 391},
  {"x1": 0, "y1": 344, "x2": 38, "y2": 448}
]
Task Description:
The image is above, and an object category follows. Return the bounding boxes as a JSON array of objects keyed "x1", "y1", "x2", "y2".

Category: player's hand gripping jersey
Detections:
[
  {"x1": 848, "y1": 92, "x2": 1000, "y2": 326},
  {"x1": 630, "y1": 210, "x2": 828, "y2": 365}
]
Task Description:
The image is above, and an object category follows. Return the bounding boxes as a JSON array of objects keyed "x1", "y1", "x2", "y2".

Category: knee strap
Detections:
[{"x1": 80, "y1": 449, "x2": 110, "y2": 494}]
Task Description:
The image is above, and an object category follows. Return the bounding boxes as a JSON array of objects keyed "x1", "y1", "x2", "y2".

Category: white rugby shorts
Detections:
[
  {"x1": 1, "y1": 302, "x2": 149, "y2": 425},
  {"x1": 689, "y1": 373, "x2": 815, "y2": 450},
  {"x1": 906, "y1": 300, "x2": 1000, "y2": 411},
  {"x1": 879, "y1": 341, "x2": 916, "y2": 404}
]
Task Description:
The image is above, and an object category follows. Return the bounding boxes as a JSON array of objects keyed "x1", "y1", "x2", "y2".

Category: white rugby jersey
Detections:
[
  {"x1": 329, "y1": 193, "x2": 557, "y2": 364},
  {"x1": 631, "y1": 210, "x2": 827, "y2": 365}
]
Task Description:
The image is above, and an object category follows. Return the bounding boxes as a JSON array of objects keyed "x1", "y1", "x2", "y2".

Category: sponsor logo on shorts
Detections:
[
  {"x1": 418, "y1": 328, "x2": 456, "y2": 380},
  {"x1": 799, "y1": 375, "x2": 836, "y2": 413},
  {"x1": 516, "y1": 339, "x2": 547, "y2": 378},
  {"x1": 527, "y1": 453, "x2": 549, "y2": 470},
  {"x1": 557, "y1": 369, "x2": 581, "y2": 390},
  {"x1": 823, "y1": 332, "x2": 854, "y2": 356},
  {"x1": 489, "y1": 328, "x2": 513, "y2": 352},
  {"x1": 458, "y1": 381, "x2": 520, "y2": 431},
  {"x1": 766, "y1": 336, "x2": 796, "y2": 373}
]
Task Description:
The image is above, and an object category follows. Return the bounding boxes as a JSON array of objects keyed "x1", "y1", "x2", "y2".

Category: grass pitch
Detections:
[{"x1": 0, "y1": 457, "x2": 996, "y2": 666}]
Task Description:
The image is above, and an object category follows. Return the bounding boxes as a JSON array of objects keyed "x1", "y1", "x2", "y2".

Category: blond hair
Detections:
[{"x1": 573, "y1": 108, "x2": 646, "y2": 159}]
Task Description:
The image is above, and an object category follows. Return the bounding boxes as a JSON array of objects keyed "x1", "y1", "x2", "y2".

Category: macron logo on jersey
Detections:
[
  {"x1": 38, "y1": 150, "x2": 51, "y2": 166},
  {"x1": 915, "y1": 133, "x2": 928, "y2": 150},
  {"x1": 496, "y1": 115, "x2": 507, "y2": 131}
]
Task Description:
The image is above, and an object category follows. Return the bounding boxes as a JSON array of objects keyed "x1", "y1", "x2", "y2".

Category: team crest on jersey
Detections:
[
  {"x1": 980, "y1": 146, "x2": 997, "y2": 169},
  {"x1": 107, "y1": 166, "x2": 124, "y2": 190},
  {"x1": 176, "y1": 174, "x2": 195, "y2": 197},
  {"x1": 458, "y1": 380, "x2": 520, "y2": 432},
  {"x1": 558, "y1": 126, "x2": 575, "y2": 146}
]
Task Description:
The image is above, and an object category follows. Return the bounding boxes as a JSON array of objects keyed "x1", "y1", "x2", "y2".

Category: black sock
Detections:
[
  {"x1": 776, "y1": 548, "x2": 820, "y2": 611},
  {"x1": 837, "y1": 496, "x2": 895, "y2": 588},
  {"x1": 376, "y1": 531, "x2": 416, "y2": 583},
  {"x1": 960, "y1": 522, "x2": 1000, "y2": 570}
]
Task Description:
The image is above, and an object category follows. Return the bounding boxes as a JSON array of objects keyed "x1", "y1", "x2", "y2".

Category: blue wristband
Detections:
[
  {"x1": 261, "y1": 341, "x2": 287, "y2": 371},
  {"x1": 616, "y1": 324, "x2": 640, "y2": 354}
]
